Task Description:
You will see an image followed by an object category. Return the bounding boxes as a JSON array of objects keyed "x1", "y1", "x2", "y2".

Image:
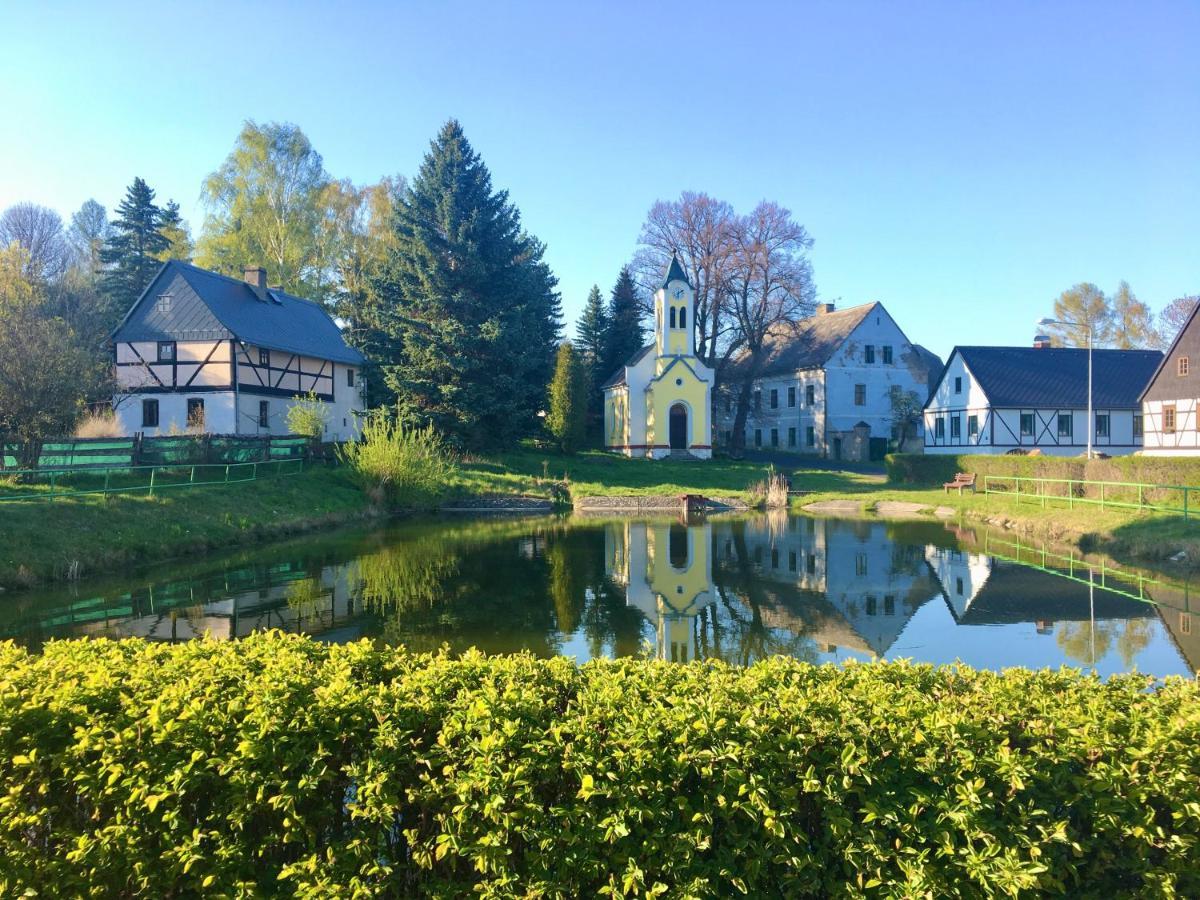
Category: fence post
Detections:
[
  {"x1": 1185, "y1": 487, "x2": 1189, "y2": 522},
  {"x1": 224, "y1": 465, "x2": 230, "y2": 484},
  {"x1": 148, "y1": 467, "x2": 156, "y2": 498},
  {"x1": 133, "y1": 432, "x2": 143, "y2": 466},
  {"x1": 103, "y1": 468, "x2": 111, "y2": 499}
]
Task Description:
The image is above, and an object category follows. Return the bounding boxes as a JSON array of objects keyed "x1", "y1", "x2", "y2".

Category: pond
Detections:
[{"x1": 2, "y1": 514, "x2": 1197, "y2": 678}]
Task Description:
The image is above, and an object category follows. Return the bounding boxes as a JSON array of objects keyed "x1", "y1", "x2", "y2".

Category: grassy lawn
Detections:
[
  {"x1": 455, "y1": 449, "x2": 782, "y2": 500},
  {"x1": 0, "y1": 467, "x2": 373, "y2": 589}
]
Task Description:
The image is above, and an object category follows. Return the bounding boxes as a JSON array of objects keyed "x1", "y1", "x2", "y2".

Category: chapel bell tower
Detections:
[{"x1": 655, "y1": 251, "x2": 694, "y2": 359}]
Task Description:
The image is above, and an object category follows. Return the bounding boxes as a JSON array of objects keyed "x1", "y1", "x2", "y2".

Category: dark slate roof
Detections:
[
  {"x1": 730, "y1": 302, "x2": 877, "y2": 378},
  {"x1": 600, "y1": 344, "x2": 654, "y2": 389},
  {"x1": 112, "y1": 261, "x2": 365, "y2": 365},
  {"x1": 950, "y1": 346, "x2": 1162, "y2": 409},
  {"x1": 661, "y1": 252, "x2": 692, "y2": 290}
]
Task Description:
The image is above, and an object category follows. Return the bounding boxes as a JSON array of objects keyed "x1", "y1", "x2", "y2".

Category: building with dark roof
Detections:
[
  {"x1": 111, "y1": 261, "x2": 365, "y2": 440},
  {"x1": 1138, "y1": 300, "x2": 1200, "y2": 455},
  {"x1": 716, "y1": 301, "x2": 942, "y2": 461},
  {"x1": 923, "y1": 344, "x2": 1162, "y2": 455}
]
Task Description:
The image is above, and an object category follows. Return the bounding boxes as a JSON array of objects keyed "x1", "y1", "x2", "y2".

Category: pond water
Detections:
[{"x1": 2, "y1": 514, "x2": 1197, "y2": 678}]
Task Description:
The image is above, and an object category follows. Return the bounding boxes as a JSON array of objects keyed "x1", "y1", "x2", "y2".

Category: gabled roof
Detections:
[
  {"x1": 112, "y1": 261, "x2": 365, "y2": 365},
  {"x1": 1139, "y1": 299, "x2": 1200, "y2": 402},
  {"x1": 941, "y1": 346, "x2": 1162, "y2": 409},
  {"x1": 730, "y1": 302, "x2": 878, "y2": 378},
  {"x1": 661, "y1": 252, "x2": 692, "y2": 290},
  {"x1": 600, "y1": 344, "x2": 654, "y2": 389}
]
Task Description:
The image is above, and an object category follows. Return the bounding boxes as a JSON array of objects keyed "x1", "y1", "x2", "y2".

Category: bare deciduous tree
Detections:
[
  {"x1": 0, "y1": 202, "x2": 70, "y2": 282},
  {"x1": 633, "y1": 192, "x2": 738, "y2": 370},
  {"x1": 68, "y1": 199, "x2": 109, "y2": 274},
  {"x1": 725, "y1": 202, "x2": 816, "y2": 453},
  {"x1": 1158, "y1": 295, "x2": 1199, "y2": 346}
]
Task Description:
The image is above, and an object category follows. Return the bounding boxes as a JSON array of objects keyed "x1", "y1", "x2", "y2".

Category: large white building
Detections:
[
  {"x1": 923, "y1": 346, "x2": 1162, "y2": 456},
  {"x1": 716, "y1": 302, "x2": 941, "y2": 462},
  {"x1": 111, "y1": 261, "x2": 364, "y2": 441}
]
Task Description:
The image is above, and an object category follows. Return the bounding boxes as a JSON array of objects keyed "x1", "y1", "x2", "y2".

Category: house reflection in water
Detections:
[{"x1": 605, "y1": 520, "x2": 714, "y2": 662}]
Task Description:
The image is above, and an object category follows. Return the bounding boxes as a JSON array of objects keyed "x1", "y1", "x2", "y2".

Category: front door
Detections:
[{"x1": 669, "y1": 404, "x2": 687, "y2": 450}]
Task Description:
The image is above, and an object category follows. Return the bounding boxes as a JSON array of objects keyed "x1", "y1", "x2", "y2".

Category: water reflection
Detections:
[{"x1": 1, "y1": 514, "x2": 1196, "y2": 678}]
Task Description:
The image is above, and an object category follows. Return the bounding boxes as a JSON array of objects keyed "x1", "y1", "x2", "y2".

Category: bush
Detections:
[
  {"x1": 338, "y1": 412, "x2": 457, "y2": 508},
  {"x1": 1, "y1": 634, "x2": 1197, "y2": 897},
  {"x1": 73, "y1": 408, "x2": 121, "y2": 438},
  {"x1": 285, "y1": 390, "x2": 330, "y2": 441}
]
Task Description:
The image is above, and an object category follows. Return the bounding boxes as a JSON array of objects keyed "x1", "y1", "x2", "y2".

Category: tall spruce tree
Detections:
[
  {"x1": 156, "y1": 200, "x2": 194, "y2": 262},
  {"x1": 576, "y1": 284, "x2": 608, "y2": 385},
  {"x1": 602, "y1": 265, "x2": 645, "y2": 380},
  {"x1": 369, "y1": 120, "x2": 561, "y2": 448},
  {"x1": 100, "y1": 177, "x2": 169, "y2": 317}
]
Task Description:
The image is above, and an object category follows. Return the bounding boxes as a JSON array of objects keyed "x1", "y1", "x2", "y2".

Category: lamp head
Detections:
[{"x1": 1036, "y1": 317, "x2": 1056, "y2": 327}]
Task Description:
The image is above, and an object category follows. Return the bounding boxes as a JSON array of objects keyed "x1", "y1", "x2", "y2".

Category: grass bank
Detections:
[
  {"x1": 0, "y1": 467, "x2": 377, "y2": 590},
  {"x1": 784, "y1": 466, "x2": 1200, "y2": 570}
]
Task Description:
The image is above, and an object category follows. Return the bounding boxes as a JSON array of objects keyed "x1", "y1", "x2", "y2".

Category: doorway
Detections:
[{"x1": 669, "y1": 404, "x2": 688, "y2": 450}]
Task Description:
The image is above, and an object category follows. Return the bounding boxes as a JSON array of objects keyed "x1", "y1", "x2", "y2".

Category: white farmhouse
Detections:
[
  {"x1": 111, "y1": 262, "x2": 365, "y2": 440},
  {"x1": 1138, "y1": 301, "x2": 1200, "y2": 455},
  {"x1": 923, "y1": 345, "x2": 1162, "y2": 456},
  {"x1": 716, "y1": 302, "x2": 941, "y2": 462}
]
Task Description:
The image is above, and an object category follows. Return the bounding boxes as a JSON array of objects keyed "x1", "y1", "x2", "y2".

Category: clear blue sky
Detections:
[{"x1": 2, "y1": 0, "x2": 1197, "y2": 361}]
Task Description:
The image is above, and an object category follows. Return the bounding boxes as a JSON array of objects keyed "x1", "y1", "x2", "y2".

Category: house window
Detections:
[
  {"x1": 259, "y1": 348, "x2": 270, "y2": 367},
  {"x1": 950, "y1": 416, "x2": 961, "y2": 439},
  {"x1": 1095, "y1": 413, "x2": 1109, "y2": 438},
  {"x1": 186, "y1": 398, "x2": 205, "y2": 430},
  {"x1": 855, "y1": 553, "x2": 867, "y2": 576},
  {"x1": 967, "y1": 415, "x2": 978, "y2": 437},
  {"x1": 788, "y1": 386, "x2": 796, "y2": 407},
  {"x1": 754, "y1": 429, "x2": 762, "y2": 447},
  {"x1": 770, "y1": 388, "x2": 778, "y2": 409},
  {"x1": 770, "y1": 428, "x2": 779, "y2": 447},
  {"x1": 806, "y1": 384, "x2": 815, "y2": 406},
  {"x1": 771, "y1": 548, "x2": 779, "y2": 569},
  {"x1": 1134, "y1": 413, "x2": 1144, "y2": 437},
  {"x1": 865, "y1": 345, "x2": 875, "y2": 364},
  {"x1": 956, "y1": 578, "x2": 964, "y2": 596},
  {"x1": 882, "y1": 345, "x2": 893, "y2": 365},
  {"x1": 157, "y1": 341, "x2": 176, "y2": 362},
  {"x1": 788, "y1": 551, "x2": 797, "y2": 572},
  {"x1": 347, "y1": 368, "x2": 355, "y2": 387},
  {"x1": 1164, "y1": 405, "x2": 1176, "y2": 434},
  {"x1": 866, "y1": 596, "x2": 877, "y2": 616},
  {"x1": 1020, "y1": 413, "x2": 1034, "y2": 437},
  {"x1": 258, "y1": 400, "x2": 269, "y2": 429},
  {"x1": 854, "y1": 384, "x2": 866, "y2": 406},
  {"x1": 1057, "y1": 413, "x2": 1073, "y2": 437},
  {"x1": 788, "y1": 427, "x2": 796, "y2": 447},
  {"x1": 884, "y1": 595, "x2": 895, "y2": 616},
  {"x1": 806, "y1": 554, "x2": 816, "y2": 575},
  {"x1": 954, "y1": 376, "x2": 962, "y2": 394},
  {"x1": 754, "y1": 390, "x2": 761, "y2": 411},
  {"x1": 155, "y1": 293, "x2": 172, "y2": 314},
  {"x1": 935, "y1": 417, "x2": 945, "y2": 439},
  {"x1": 1179, "y1": 357, "x2": 1189, "y2": 376},
  {"x1": 141, "y1": 399, "x2": 159, "y2": 428}
]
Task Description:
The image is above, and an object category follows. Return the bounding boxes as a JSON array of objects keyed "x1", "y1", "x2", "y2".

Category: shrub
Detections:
[
  {"x1": 73, "y1": 408, "x2": 121, "y2": 438},
  {"x1": 749, "y1": 465, "x2": 790, "y2": 508},
  {"x1": 286, "y1": 390, "x2": 330, "y2": 442},
  {"x1": 0, "y1": 634, "x2": 1197, "y2": 897},
  {"x1": 338, "y1": 412, "x2": 457, "y2": 508}
]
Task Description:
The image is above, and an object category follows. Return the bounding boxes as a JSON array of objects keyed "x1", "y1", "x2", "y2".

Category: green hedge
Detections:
[{"x1": 1, "y1": 635, "x2": 1198, "y2": 896}]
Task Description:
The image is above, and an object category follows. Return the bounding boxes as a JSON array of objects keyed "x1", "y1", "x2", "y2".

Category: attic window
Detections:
[
  {"x1": 156, "y1": 293, "x2": 172, "y2": 314},
  {"x1": 1179, "y1": 357, "x2": 1189, "y2": 376}
]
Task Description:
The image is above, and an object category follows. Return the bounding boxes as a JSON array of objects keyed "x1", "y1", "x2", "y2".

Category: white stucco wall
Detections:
[
  {"x1": 1142, "y1": 399, "x2": 1200, "y2": 455},
  {"x1": 114, "y1": 392, "x2": 238, "y2": 437}
]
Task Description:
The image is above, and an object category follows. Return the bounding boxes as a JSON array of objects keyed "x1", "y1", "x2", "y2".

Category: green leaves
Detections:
[{"x1": 0, "y1": 636, "x2": 1197, "y2": 896}]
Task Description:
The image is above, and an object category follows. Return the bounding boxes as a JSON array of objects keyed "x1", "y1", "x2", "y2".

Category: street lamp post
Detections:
[{"x1": 1037, "y1": 317, "x2": 1093, "y2": 459}]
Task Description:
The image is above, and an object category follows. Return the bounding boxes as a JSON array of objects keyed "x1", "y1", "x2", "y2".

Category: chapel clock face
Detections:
[{"x1": 673, "y1": 288, "x2": 684, "y2": 299}]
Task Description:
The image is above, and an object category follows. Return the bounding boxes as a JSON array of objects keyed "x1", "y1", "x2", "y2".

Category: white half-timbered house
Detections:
[
  {"x1": 1138, "y1": 301, "x2": 1200, "y2": 455},
  {"x1": 111, "y1": 262, "x2": 364, "y2": 440},
  {"x1": 923, "y1": 345, "x2": 1162, "y2": 456}
]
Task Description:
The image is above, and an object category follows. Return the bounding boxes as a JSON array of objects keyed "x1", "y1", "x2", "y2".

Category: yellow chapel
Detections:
[{"x1": 601, "y1": 253, "x2": 714, "y2": 458}]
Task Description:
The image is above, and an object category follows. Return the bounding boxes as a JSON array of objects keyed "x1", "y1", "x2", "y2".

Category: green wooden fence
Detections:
[
  {"x1": 2, "y1": 435, "x2": 311, "y2": 471},
  {"x1": 983, "y1": 474, "x2": 1198, "y2": 519}
]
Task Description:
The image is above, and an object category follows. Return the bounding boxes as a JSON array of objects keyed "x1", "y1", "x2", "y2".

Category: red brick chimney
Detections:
[
  {"x1": 243, "y1": 266, "x2": 267, "y2": 289},
  {"x1": 816, "y1": 302, "x2": 836, "y2": 316},
  {"x1": 1033, "y1": 335, "x2": 1051, "y2": 349}
]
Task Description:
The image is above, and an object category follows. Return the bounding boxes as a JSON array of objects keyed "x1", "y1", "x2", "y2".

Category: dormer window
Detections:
[{"x1": 156, "y1": 293, "x2": 172, "y2": 314}]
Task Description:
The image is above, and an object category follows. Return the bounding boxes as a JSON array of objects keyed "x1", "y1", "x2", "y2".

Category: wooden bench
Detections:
[{"x1": 943, "y1": 472, "x2": 976, "y2": 494}]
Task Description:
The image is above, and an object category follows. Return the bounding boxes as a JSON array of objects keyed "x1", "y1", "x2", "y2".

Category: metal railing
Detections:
[
  {"x1": 982, "y1": 474, "x2": 1197, "y2": 520},
  {"x1": 0, "y1": 458, "x2": 304, "y2": 503}
]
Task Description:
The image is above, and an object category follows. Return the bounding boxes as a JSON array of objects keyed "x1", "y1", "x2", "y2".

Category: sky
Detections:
[{"x1": 1, "y1": 0, "x2": 1197, "y2": 361}]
